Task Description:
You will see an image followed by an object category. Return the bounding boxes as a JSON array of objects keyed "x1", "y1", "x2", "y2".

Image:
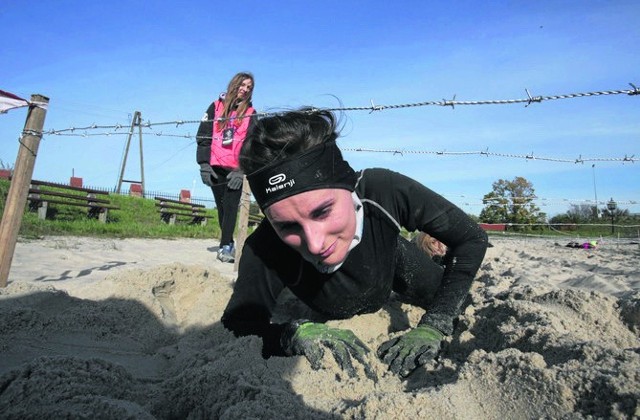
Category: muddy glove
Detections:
[
  {"x1": 377, "y1": 324, "x2": 444, "y2": 377},
  {"x1": 281, "y1": 320, "x2": 376, "y2": 380},
  {"x1": 199, "y1": 163, "x2": 217, "y2": 187},
  {"x1": 226, "y1": 170, "x2": 244, "y2": 190}
]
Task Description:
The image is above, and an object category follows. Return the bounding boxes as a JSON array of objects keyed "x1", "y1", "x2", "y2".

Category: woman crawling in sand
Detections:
[{"x1": 221, "y1": 109, "x2": 488, "y2": 379}]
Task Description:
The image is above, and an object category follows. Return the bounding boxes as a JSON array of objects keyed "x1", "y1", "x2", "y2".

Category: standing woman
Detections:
[
  {"x1": 196, "y1": 72, "x2": 255, "y2": 263},
  {"x1": 222, "y1": 108, "x2": 488, "y2": 379}
]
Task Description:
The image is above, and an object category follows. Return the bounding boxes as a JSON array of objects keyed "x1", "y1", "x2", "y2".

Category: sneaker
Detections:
[{"x1": 217, "y1": 245, "x2": 235, "y2": 263}]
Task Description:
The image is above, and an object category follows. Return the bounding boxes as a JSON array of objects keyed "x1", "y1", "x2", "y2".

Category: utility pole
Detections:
[
  {"x1": 592, "y1": 164, "x2": 599, "y2": 218},
  {"x1": 116, "y1": 111, "x2": 145, "y2": 195},
  {"x1": 0, "y1": 94, "x2": 49, "y2": 287}
]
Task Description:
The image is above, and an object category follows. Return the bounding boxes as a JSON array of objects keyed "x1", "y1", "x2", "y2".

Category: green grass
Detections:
[{"x1": 0, "y1": 179, "x2": 222, "y2": 239}]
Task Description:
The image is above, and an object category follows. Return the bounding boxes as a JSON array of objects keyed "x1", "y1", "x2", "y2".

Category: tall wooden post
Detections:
[
  {"x1": 0, "y1": 94, "x2": 49, "y2": 287},
  {"x1": 233, "y1": 176, "x2": 250, "y2": 272}
]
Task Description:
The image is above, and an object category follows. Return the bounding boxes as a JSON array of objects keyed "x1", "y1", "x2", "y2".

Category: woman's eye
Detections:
[
  {"x1": 313, "y1": 206, "x2": 331, "y2": 219},
  {"x1": 278, "y1": 223, "x2": 298, "y2": 232}
]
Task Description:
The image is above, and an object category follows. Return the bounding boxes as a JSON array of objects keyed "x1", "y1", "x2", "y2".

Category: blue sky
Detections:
[{"x1": 1, "y1": 0, "x2": 638, "y2": 217}]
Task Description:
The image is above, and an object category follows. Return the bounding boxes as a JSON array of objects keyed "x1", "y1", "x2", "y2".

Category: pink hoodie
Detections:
[{"x1": 210, "y1": 100, "x2": 254, "y2": 169}]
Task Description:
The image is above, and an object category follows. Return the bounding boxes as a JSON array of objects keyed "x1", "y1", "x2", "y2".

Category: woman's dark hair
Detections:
[{"x1": 239, "y1": 108, "x2": 340, "y2": 175}]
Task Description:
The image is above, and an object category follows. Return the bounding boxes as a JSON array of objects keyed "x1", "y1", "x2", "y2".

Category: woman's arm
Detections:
[
  {"x1": 359, "y1": 168, "x2": 488, "y2": 334},
  {"x1": 417, "y1": 205, "x2": 488, "y2": 334},
  {"x1": 195, "y1": 101, "x2": 217, "y2": 165}
]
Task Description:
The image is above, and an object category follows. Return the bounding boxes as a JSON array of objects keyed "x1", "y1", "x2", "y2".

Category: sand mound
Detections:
[{"x1": 1, "y1": 238, "x2": 638, "y2": 418}]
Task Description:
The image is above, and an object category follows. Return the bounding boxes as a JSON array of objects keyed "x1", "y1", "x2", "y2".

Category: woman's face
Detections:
[
  {"x1": 237, "y1": 78, "x2": 253, "y2": 100},
  {"x1": 266, "y1": 188, "x2": 357, "y2": 267}
]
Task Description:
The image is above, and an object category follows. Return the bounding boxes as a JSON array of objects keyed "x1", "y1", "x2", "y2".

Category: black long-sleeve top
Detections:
[{"x1": 222, "y1": 168, "x2": 488, "y2": 356}]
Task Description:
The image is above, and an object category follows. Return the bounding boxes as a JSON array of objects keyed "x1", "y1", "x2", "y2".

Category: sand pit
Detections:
[{"x1": 1, "y1": 235, "x2": 638, "y2": 418}]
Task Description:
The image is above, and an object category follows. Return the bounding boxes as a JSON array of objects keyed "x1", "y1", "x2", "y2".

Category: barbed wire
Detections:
[
  {"x1": 41, "y1": 130, "x2": 193, "y2": 139},
  {"x1": 42, "y1": 131, "x2": 132, "y2": 137},
  {"x1": 40, "y1": 128, "x2": 636, "y2": 164},
  {"x1": 341, "y1": 147, "x2": 637, "y2": 164},
  {"x1": 43, "y1": 83, "x2": 640, "y2": 135}
]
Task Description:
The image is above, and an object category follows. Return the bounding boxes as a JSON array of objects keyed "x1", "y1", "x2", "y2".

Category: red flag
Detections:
[{"x1": 0, "y1": 89, "x2": 30, "y2": 114}]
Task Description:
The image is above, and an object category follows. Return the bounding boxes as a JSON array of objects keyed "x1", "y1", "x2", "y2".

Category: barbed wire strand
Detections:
[
  {"x1": 38, "y1": 129, "x2": 637, "y2": 164},
  {"x1": 341, "y1": 148, "x2": 637, "y2": 163},
  {"x1": 43, "y1": 84, "x2": 640, "y2": 135}
]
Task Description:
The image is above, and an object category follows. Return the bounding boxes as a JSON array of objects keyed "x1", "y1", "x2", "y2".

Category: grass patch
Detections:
[{"x1": 0, "y1": 179, "x2": 222, "y2": 239}]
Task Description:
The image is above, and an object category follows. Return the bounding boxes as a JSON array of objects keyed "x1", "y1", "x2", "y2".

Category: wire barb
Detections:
[
  {"x1": 368, "y1": 99, "x2": 384, "y2": 113},
  {"x1": 525, "y1": 88, "x2": 542, "y2": 107},
  {"x1": 442, "y1": 94, "x2": 456, "y2": 109}
]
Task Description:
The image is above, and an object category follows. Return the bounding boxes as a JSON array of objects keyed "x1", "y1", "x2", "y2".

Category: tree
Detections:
[
  {"x1": 601, "y1": 206, "x2": 629, "y2": 219},
  {"x1": 548, "y1": 204, "x2": 594, "y2": 230},
  {"x1": 479, "y1": 176, "x2": 544, "y2": 230},
  {"x1": 566, "y1": 204, "x2": 596, "y2": 223}
]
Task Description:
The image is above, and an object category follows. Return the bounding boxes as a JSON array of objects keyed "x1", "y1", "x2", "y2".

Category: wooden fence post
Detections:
[
  {"x1": 0, "y1": 94, "x2": 49, "y2": 287},
  {"x1": 233, "y1": 176, "x2": 250, "y2": 272}
]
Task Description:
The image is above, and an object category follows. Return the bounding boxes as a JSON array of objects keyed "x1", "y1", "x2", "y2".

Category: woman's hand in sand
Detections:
[
  {"x1": 281, "y1": 321, "x2": 376, "y2": 380},
  {"x1": 377, "y1": 324, "x2": 444, "y2": 377}
]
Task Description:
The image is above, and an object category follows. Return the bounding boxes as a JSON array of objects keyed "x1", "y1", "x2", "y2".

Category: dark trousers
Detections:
[{"x1": 210, "y1": 167, "x2": 242, "y2": 247}]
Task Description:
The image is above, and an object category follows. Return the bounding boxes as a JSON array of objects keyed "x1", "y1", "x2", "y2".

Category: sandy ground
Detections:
[{"x1": 0, "y1": 235, "x2": 639, "y2": 419}]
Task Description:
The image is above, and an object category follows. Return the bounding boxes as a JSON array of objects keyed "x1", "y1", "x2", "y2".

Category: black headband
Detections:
[{"x1": 247, "y1": 141, "x2": 357, "y2": 209}]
